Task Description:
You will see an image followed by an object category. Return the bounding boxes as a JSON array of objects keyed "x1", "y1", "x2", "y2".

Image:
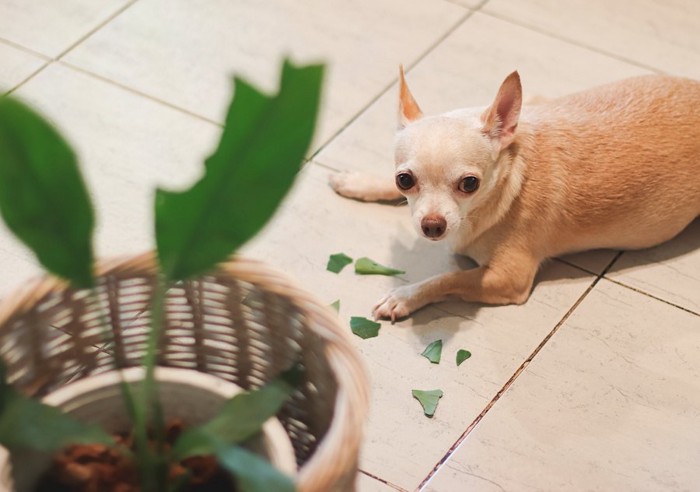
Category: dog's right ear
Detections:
[
  {"x1": 398, "y1": 65, "x2": 423, "y2": 129},
  {"x1": 481, "y1": 71, "x2": 522, "y2": 150}
]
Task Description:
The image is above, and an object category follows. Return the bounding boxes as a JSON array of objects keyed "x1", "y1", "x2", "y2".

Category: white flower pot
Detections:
[{"x1": 4, "y1": 367, "x2": 296, "y2": 492}]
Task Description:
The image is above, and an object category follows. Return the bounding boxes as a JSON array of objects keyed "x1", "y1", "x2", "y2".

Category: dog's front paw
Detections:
[{"x1": 372, "y1": 285, "x2": 421, "y2": 322}]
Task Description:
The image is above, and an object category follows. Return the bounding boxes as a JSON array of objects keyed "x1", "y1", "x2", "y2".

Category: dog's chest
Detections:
[{"x1": 448, "y1": 234, "x2": 493, "y2": 266}]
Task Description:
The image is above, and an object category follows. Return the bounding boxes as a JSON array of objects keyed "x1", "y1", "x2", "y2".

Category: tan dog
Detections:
[{"x1": 330, "y1": 68, "x2": 700, "y2": 321}]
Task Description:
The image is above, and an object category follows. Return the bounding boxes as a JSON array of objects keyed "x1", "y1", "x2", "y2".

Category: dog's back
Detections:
[{"x1": 515, "y1": 75, "x2": 700, "y2": 256}]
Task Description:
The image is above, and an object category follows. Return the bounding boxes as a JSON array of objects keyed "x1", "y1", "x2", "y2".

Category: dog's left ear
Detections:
[
  {"x1": 481, "y1": 71, "x2": 522, "y2": 150},
  {"x1": 398, "y1": 65, "x2": 423, "y2": 129}
]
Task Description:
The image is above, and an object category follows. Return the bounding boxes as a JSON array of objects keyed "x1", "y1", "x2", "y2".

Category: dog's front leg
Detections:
[
  {"x1": 372, "y1": 257, "x2": 539, "y2": 321},
  {"x1": 329, "y1": 171, "x2": 403, "y2": 202}
]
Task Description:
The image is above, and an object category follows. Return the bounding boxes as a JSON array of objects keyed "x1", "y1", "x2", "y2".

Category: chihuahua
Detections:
[{"x1": 330, "y1": 67, "x2": 700, "y2": 321}]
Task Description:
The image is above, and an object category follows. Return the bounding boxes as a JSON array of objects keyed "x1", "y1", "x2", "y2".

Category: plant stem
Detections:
[{"x1": 137, "y1": 275, "x2": 170, "y2": 491}]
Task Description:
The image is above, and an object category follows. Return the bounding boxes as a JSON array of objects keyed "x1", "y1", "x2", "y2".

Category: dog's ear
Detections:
[
  {"x1": 481, "y1": 71, "x2": 522, "y2": 149},
  {"x1": 398, "y1": 65, "x2": 423, "y2": 129}
]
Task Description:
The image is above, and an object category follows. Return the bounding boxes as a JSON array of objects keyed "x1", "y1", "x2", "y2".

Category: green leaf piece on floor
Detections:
[
  {"x1": 456, "y1": 349, "x2": 472, "y2": 366},
  {"x1": 354, "y1": 257, "x2": 405, "y2": 276},
  {"x1": 421, "y1": 339, "x2": 443, "y2": 364},
  {"x1": 350, "y1": 316, "x2": 381, "y2": 339},
  {"x1": 327, "y1": 252, "x2": 353, "y2": 273},
  {"x1": 412, "y1": 389, "x2": 444, "y2": 418},
  {"x1": 155, "y1": 60, "x2": 324, "y2": 281},
  {"x1": 329, "y1": 299, "x2": 340, "y2": 312},
  {"x1": 0, "y1": 97, "x2": 95, "y2": 288}
]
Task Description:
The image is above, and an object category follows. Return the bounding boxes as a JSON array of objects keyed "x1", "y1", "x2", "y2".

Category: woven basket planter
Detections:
[{"x1": 0, "y1": 252, "x2": 369, "y2": 492}]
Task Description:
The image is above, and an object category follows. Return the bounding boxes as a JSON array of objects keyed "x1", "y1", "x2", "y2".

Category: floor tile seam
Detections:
[
  {"x1": 442, "y1": 0, "x2": 489, "y2": 10},
  {"x1": 0, "y1": 36, "x2": 52, "y2": 61},
  {"x1": 478, "y1": 10, "x2": 665, "y2": 75},
  {"x1": 308, "y1": 7, "x2": 475, "y2": 163},
  {"x1": 414, "y1": 252, "x2": 622, "y2": 491},
  {"x1": 55, "y1": 0, "x2": 141, "y2": 60},
  {"x1": 57, "y1": 60, "x2": 224, "y2": 128},
  {"x1": 557, "y1": 253, "x2": 699, "y2": 317},
  {"x1": 551, "y1": 256, "x2": 601, "y2": 276},
  {"x1": 359, "y1": 470, "x2": 409, "y2": 491},
  {"x1": 3, "y1": 60, "x2": 52, "y2": 96},
  {"x1": 4, "y1": 1, "x2": 142, "y2": 97},
  {"x1": 598, "y1": 276, "x2": 700, "y2": 317}
]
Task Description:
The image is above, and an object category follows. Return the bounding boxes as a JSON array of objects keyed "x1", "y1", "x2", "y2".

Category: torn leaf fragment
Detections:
[
  {"x1": 412, "y1": 389, "x2": 444, "y2": 417},
  {"x1": 327, "y1": 252, "x2": 353, "y2": 273},
  {"x1": 350, "y1": 316, "x2": 381, "y2": 339},
  {"x1": 354, "y1": 257, "x2": 405, "y2": 276},
  {"x1": 421, "y1": 339, "x2": 443, "y2": 364},
  {"x1": 456, "y1": 349, "x2": 472, "y2": 366}
]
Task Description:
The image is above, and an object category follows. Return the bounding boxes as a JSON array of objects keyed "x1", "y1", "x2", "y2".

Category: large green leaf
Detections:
[
  {"x1": 216, "y1": 445, "x2": 295, "y2": 492},
  {"x1": 0, "y1": 392, "x2": 113, "y2": 451},
  {"x1": 156, "y1": 60, "x2": 324, "y2": 281},
  {"x1": 0, "y1": 361, "x2": 112, "y2": 451},
  {"x1": 0, "y1": 97, "x2": 95, "y2": 287},
  {"x1": 172, "y1": 364, "x2": 301, "y2": 460}
]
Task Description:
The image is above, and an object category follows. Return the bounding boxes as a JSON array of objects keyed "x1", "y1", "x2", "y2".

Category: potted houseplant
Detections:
[{"x1": 0, "y1": 60, "x2": 368, "y2": 491}]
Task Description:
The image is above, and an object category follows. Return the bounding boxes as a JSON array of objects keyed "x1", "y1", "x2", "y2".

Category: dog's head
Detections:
[{"x1": 393, "y1": 67, "x2": 523, "y2": 243}]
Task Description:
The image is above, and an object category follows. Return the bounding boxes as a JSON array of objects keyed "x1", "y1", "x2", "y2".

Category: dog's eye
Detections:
[
  {"x1": 396, "y1": 172, "x2": 415, "y2": 190},
  {"x1": 458, "y1": 176, "x2": 480, "y2": 193}
]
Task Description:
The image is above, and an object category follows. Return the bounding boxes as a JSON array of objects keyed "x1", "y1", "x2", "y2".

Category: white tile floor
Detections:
[{"x1": 1, "y1": 1, "x2": 699, "y2": 491}]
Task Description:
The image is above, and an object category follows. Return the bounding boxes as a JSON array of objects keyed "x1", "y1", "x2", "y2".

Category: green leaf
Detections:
[
  {"x1": 216, "y1": 445, "x2": 295, "y2": 492},
  {"x1": 354, "y1": 257, "x2": 405, "y2": 276},
  {"x1": 156, "y1": 60, "x2": 324, "y2": 281},
  {"x1": 421, "y1": 339, "x2": 443, "y2": 364},
  {"x1": 0, "y1": 391, "x2": 112, "y2": 451},
  {"x1": 0, "y1": 359, "x2": 111, "y2": 453},
  {"x1": 412, "y1": 389, "x2": 444, "y2": 418},
  {"x1": 329, "y1": 299, "x2": 340, "y2": 312},
  {"x1": 326, "y1": 252, "x2": 353, "y2": 273},
  {"x1": 456, "y1": 349, "x2": 472, "y2": 366},
  {"x1": 350, "y1": 316, "x2": 380, "y2": 339},
  {"x1": 0, "y1": 97, "x2": 95, "y2": 287},
  {"x1": 172, "y1": 364, "x2": 301, "y2": 460}
]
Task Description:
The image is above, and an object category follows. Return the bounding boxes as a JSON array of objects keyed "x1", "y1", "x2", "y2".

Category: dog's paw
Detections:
[
  {"x1": 329, "y1": 172, "x2": 371, "y2": 200},
  {"x1": 372, "y1": 285, "x2": 421, "y2": 322},
  {"x1": 329, "y1": 171, "x2": 402, "y2": 202}
]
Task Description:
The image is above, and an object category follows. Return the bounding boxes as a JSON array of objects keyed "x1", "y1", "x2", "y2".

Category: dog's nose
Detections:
[{"x1": 421, "y1": 215, "x2": 447, "y2": 239}]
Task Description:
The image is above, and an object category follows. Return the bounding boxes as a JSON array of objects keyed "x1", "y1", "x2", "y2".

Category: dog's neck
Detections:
[{"x1": 448, "y1": 128, "x2": 530, "y2": 260}]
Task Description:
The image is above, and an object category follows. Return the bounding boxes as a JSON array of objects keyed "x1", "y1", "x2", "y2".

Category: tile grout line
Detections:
[
  {"x1": 554, "y1": 256, "x2": 699, "y2": 317},
  {"x1": 415, "y1": 252, "x2": 623, "y2": 491},
  {"x1": 0, "y1": 36, "x2": 52, "y2": 61},
  {"x1": 359, "y1": 470, "x2": 409, "y2": 491},
  {"x1": 308, "y1": 6, "x2": 477, "y2": 163},
  {"x1": 6, "y1": 0, "x2": 141, "y2": 96},
  {"x1": 479, "y1": 10, "x2": 664, "y2": 75},
  {"x1": 55, "y1": 0, "x2": 141, "y2": 60},
  {"x1": 59, "y1": 60, "x2": 223, "y2": 128},
  {"x1": 2, "y1": 60, "x2": 51, "y2": 97},
  {"x1": 600, "y1": 276, "x2": 700, "y2": 317}
]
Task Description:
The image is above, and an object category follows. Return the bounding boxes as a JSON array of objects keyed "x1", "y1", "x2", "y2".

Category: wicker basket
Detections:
[{"x1": 0, "y1": 252, "x2": 369, "y2": 492}]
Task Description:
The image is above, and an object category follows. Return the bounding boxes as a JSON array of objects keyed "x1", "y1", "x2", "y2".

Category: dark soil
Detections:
[{"x1": 35, "y1": 419, "x2": 236, "y2": 492}]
